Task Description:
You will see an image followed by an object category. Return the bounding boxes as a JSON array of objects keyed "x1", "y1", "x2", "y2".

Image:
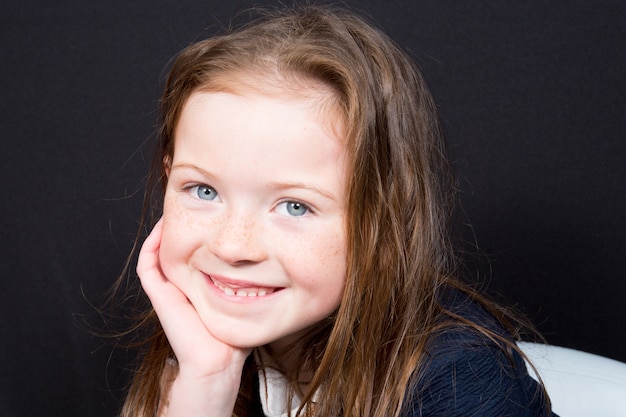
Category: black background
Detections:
[{"x1": 1, "y1": 1, "x2": 624, "y2": 415}]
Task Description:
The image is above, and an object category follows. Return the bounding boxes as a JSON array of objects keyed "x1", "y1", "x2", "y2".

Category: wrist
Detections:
[
  {"x1": 162, "y1": 358, "x2": 245, "y2": 417},
  {"x1": 165, "y1": 374, "x2": 239, "y2": 417}
]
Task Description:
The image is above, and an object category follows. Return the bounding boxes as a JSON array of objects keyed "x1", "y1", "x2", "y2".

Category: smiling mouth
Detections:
[{"x1": 209, "y1": 276, "x2": 280, "y2": 298}]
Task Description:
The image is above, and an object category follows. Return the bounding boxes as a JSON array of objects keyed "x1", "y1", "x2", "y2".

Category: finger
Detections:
[
  {"x1": 136, "y1": 218, "x2": 164, "y2": 286},
  {"x1": 136, "y1": 219, "x2": 190, "y2": 316}
]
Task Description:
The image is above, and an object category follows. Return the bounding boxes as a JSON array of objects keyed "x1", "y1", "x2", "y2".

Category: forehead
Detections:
[
  {"x1": 193, "y1": 72, "x2": 346, "y2": 137},
  {"x1": 174, "y1": 89, "x2": 348, "y2": 164}
]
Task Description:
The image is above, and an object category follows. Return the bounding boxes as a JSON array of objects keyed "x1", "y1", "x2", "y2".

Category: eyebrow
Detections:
[
  {"x1": 170, "y1": 163, "x2": 339, "y2": 202},
  {"x1": 265, "y1": 181, "x2": 338, "y2": 202},
  {"x1": 170, "y1": 163, "x2": 216, "y2": 180}
]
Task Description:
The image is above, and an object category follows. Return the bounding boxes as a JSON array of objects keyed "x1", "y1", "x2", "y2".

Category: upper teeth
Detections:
[{"x1": 211, "y1": 278, "x2": 272, "y2": 297}]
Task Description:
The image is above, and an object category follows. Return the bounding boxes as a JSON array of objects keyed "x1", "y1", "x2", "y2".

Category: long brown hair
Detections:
[{"x1": 118, "y1": 5, "x2": 537, "y2": 417}]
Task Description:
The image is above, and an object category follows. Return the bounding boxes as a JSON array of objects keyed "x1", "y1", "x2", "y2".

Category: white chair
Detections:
[{"x1": 518, "y1": 342, "x2": 626, "y2": 417}]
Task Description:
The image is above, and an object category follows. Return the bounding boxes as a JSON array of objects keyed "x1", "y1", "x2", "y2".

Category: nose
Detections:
[{"x1": 208, "y1": 210, "x2": 267, "y2": 265}]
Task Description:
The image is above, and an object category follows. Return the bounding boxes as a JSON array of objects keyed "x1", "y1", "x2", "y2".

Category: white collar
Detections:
[{"x1": 258, "y1": 365, "x2": 302, "y2": 417}]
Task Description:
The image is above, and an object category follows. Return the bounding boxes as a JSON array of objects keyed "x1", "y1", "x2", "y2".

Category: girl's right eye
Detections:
[{"x1": 189, "y1": 185, "x2": 218, "y2": 201}]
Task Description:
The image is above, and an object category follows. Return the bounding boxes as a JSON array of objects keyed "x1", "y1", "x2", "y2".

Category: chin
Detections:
[{"x1": 206, "y1": 324, "x2": 276, "y2": 350}]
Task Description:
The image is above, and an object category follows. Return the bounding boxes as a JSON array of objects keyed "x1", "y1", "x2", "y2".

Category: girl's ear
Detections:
[{"x1": 163, "y1": 155, "x2": 172, "y2": 177}]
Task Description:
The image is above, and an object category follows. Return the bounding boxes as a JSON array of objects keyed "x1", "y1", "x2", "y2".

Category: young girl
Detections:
[{"x1": 120, "y1": 5, "x2": 556, "y2": 417}]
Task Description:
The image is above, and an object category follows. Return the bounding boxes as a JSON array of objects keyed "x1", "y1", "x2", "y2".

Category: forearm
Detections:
[
  {"x1": 161, "y1": 372, "x2": 241, "y2": 417},
  {"x1": 156, "y1": 355, "x2": 245, "y2": 417}
]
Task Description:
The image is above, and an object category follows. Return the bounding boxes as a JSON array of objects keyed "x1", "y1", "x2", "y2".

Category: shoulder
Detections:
[
  {"x1": 409, "y1": 338, "x2": 548, "y2": 416},
  {"x1": 403, "y1": 288, "x2": 554, "y2": 417}
]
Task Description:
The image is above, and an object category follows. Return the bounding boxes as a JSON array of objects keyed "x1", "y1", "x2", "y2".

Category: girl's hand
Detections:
[{"x1": 137, "y1": 219, "x2": 251, "y2": 417}]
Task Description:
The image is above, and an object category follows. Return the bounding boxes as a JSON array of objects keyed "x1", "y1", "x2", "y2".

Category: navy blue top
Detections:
[{"x1": 403, "y1": 289, "x2": 557, "y2": 416}]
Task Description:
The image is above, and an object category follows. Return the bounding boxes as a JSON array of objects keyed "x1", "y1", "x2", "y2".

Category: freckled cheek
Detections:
[
  {"x1": 159, "y1": 197, "x2": 210, "y2": 269},
  {"x1": 285, "y1": 229, "x2": 347, "y2": 293},
  {"x1": 160, "y1": 199, "x2": 184, "y2": 249},
  {"x1": 325, "y1": 236, "x2": 348, "y2": 296}
]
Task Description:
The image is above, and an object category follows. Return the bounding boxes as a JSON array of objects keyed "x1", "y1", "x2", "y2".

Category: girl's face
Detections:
[{"x1": 159, "y1": 89, "x2": 348, "y2": 350}]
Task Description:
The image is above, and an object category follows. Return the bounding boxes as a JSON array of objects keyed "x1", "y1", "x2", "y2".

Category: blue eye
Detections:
[
  {"x1": 194, "y1": 185, "x2": 218, "y2": 201},
  {"x1": 284, "y1": 201, "x2": 308, "y2": 217}
]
